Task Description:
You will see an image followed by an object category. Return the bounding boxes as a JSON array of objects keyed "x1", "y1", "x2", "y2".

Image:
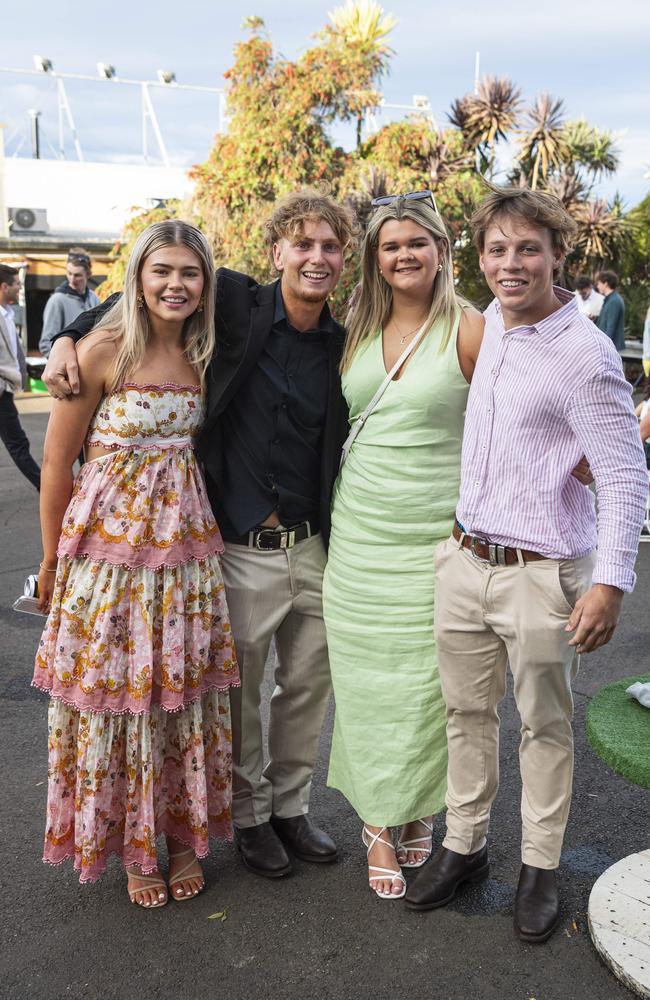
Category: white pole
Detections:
[
  {"x1": 141, "y1": 83, "x2": 170, "y2": 166},
  {"x1": 57, "y1": 79, "x2": 64, "y2": 157},
  {"x1": 474, "y1": 51, "x2": 480, "y2": 94},
  {"x1": 57, "y1": 78, "x2": 84, "y2": 160},
  {"x1": 141, "y1": 83, "x2": 148, "y2": 162}
]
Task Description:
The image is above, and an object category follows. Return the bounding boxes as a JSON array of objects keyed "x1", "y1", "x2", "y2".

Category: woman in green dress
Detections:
[{"x1": 322, "y1": 194, "x2": 484, "y2": 899}]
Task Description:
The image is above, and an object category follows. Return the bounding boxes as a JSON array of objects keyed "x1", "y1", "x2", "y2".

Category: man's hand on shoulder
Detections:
[
  {"x1": 43, "y1": 336, "x2": 80, "y2": 398},
  {"x1": 566, "y1": 583, "x2": 624, "y2": 653},
  {"x1": 570, "y1": 455, "x2": 593, "y2": 486}
]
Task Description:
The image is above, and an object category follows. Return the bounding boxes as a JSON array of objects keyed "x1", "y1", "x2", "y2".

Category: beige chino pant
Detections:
[
  {"x1": 220, "y1": 534, "x2": 331, "y2": 828},
  {"x1": 434, "y1": 535, "x2": 595, "y2": 869}
]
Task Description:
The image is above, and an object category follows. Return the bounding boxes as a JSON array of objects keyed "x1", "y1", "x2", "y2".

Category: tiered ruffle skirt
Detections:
[{"x1": 33, "y1": 445, "x2": 239, "y2": 882}]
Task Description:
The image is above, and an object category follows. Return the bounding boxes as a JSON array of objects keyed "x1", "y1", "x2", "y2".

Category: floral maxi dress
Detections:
[{"x1": 33, "y1": 383, "x2": 240, "y2": 883}]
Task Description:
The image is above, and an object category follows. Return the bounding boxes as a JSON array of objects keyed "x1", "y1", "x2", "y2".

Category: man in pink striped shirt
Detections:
[{"x1": 405, "y1": 187, "x2": 647, "y2": 942}]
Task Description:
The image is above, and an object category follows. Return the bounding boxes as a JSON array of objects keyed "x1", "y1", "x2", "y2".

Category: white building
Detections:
[{"x1": 0, "y1": 152, "x2": 194, "y2": 351}]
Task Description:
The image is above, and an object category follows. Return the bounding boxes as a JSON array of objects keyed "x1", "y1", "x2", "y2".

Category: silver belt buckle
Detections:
[
  {"x1": 470, "y1": 535, "x2": 488, "y2": 560},
  {"x1": 488, "y1": 543, "x2": 507, "y2": 566},
  {"x1": 252, "y1": 522, "x2": 308, "y2": 550},
  {"x1": 254, "y1": 529, "x2": 276, "y2": 550}
]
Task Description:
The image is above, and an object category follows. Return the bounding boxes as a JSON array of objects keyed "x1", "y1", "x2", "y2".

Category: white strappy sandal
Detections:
[
  {"x1": 362, "y1": 826, "x2": 406, "y2": 900},
  {"x1": 396, "y1": 818, "x2": 434, "y2": 869}
]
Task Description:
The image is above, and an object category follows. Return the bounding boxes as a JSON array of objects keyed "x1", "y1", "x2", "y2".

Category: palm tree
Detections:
[
  {"x1": 422, "y1": 129, "x2": 474, "y2": 187},
  {"x1": 344, "y1": 165, "x2": 388, "y2": 230},
  {"x1": 517, "y1": 94, "x2": 568, "y2": 190},
  {"x1": 448, "y1": 95, "x2": 484, "y2": 149},
  {"x1": 456, "y1": 76, "x2": 522, "y2": 177},
  {"x1": 242, "y1": 15, "x2": 266, "y2": 33},
  {"x1": 327, "y1": 0, "x2": 398, "y2": 146},
  {"x1": 545, "y1": 168, "x2": 588, "y2": 209},
  {"x1": 561, "y1": 120, "x2": 620, "y2": 181},
  {"x1": 572, "y1": 197, "x2": 631, "y2": 269}
]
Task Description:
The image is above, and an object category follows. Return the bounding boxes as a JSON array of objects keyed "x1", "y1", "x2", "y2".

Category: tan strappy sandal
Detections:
[
  {"x1": 168, "y1": 848, "x2": 205, "y2": 901},
  {"x1": 126, "y1": 868, "x2": 168, "y2": 908},
  {"x1": 362, "y1": 826, "x2": 406, "y2": 900}
]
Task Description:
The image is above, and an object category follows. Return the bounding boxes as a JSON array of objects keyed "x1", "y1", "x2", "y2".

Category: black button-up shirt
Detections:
[{"x1": 217, "y1": 285, "x2": 334, "y2": 538}]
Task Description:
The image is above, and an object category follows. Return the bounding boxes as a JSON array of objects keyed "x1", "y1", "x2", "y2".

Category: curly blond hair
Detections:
[{"x1": 264, "y1": 189, "x2": 358, "y2": 264}]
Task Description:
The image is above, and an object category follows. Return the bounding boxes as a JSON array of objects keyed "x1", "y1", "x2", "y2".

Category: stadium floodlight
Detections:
[
  {"x1": 157, "y1": 69, "x2": 176, "y2": 85},
  {"x1": 97, "y1": 63, "x2": 116, "y2": 79},
  {"x1": 33, "y1": 55, "x2": 53, "y2": 73},
  {"x1": 412, "y1": 94, "x2": 431, "y2": 110}
]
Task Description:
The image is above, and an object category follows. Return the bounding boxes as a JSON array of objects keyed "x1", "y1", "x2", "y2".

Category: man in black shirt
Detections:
[{"x1": 44, "y1": 191, "x2": 355, "y2": 879}]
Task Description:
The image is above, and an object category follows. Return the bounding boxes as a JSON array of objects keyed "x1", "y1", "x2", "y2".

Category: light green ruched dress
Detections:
[{"x1": 322, "y1": 313, "x2": 469, "y2": 826}]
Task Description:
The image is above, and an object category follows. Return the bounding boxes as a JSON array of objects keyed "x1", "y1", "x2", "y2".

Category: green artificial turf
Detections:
[{"x1": 586, "y1": 673, "x2": 650, "y2": 789}]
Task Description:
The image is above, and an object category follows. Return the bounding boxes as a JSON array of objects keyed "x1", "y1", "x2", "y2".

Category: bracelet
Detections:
[{"x1": 39, "y1": 561, "x2": 57, "y2": 573}]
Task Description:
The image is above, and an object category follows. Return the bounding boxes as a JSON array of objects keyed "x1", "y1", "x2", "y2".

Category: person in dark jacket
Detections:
[
  {"x1": 39, "y1": 249, "x2": 101, "y2": 357},
  {"x1": 43, "y1": 191, "x2": 355, "y2": 880},
  {"x1": 595, "y1": 270, "x2": 625, "y2": 351}
]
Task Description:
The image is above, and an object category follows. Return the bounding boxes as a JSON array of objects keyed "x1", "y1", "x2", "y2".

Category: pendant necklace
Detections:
[{"x1": 392, "y1": 317, "x2": 427, "y2": 344}]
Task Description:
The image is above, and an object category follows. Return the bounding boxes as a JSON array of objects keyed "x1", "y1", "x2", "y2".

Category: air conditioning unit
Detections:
[{"x1": 8, "y1": 207, "x2": 49, "y2": 235}]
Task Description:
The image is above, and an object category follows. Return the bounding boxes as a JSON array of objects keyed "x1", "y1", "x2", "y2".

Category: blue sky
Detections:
[{"x1": 2, "y1": 0, "x2": 648, "y2": 206}]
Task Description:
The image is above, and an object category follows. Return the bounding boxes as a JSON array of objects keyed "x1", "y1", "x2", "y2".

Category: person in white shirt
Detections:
[
  {"x1": 574, "y1": 275, "x2": 604, "y2": 321},
  {"x1": 0, "y1": 264, "x2": 41, "y2": 490}
]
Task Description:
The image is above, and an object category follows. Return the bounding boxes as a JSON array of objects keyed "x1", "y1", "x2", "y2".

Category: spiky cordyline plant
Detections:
[
  {"x1": 572, "y1": 197, "x2": 631, "y2": 266},
  {"x1": 449, "y1": 76, "x2": 522, "y2": 177},
  {"x1": 517, "y1": 93, "x2": 568, "y2": 190},
  {"x1": 327, "y1": 0, "x2": 398, "y2": 146}
]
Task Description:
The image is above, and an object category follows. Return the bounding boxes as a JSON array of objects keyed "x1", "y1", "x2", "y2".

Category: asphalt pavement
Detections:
[{"x1": 1, "y1": 409, "x2": 648, "y2": 1000}]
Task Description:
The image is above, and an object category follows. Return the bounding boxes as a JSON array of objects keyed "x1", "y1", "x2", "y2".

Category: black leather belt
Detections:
[
  {"x1": 453, "y1": 520, "x2": 547, "y2": 566},
  {"x1": 228, "y1": 521, "x2": 315, "y2": 550}
]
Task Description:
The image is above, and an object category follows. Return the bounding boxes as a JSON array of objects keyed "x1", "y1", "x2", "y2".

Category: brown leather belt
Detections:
[{"x1": 453, "y1": 521, "x2": 548, "y2": 566}]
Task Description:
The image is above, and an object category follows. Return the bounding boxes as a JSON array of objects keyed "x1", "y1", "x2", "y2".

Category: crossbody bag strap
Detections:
[{"x1": 339, "y1": 325, "x2": 428, "y2": 471}]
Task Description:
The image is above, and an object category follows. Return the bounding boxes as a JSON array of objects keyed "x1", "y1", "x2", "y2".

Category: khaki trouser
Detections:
[
  {"x1": 220, "y1": 534, "x2": 331, "y2": 828},
  {"x1": 434, "y1": 535, "x2": 595, "y2": 869}
]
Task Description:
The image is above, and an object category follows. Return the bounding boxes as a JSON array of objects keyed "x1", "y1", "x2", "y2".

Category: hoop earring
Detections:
[
  {"x1": 137, "y1": 290, "x2": 145, "y2": 307},
  {"x1": 437, "y1": 264, "x2": 443, "y2": 272}
]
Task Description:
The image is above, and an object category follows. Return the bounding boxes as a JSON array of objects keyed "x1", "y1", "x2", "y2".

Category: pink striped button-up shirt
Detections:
[{"x1": 457, "y1": 287, "x2": 647, "y2": 591}]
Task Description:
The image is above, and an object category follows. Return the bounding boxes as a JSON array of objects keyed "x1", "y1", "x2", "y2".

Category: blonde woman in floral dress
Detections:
[{"x1": 33, "y1": 221, "x2": 239, "y2": 909}]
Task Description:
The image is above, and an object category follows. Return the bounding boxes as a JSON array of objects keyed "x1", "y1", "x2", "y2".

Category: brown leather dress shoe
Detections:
[
  {"x1": 514, "y1": 864, "x2": 559, "y2": 943},
  {"x1": 405, "y1": 845, "x2": 489, "y2": 910},
  {"x1": 270, "y1": 814, "x2": 338, "y2": 863},
  {"x1": 235, "y1": 822, "x2": 292, "y2": 878}
]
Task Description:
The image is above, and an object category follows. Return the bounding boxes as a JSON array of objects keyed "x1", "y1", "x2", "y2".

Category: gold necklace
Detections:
[{"x1": 392, "y1": 317, "x2": 427, "y2": 344}]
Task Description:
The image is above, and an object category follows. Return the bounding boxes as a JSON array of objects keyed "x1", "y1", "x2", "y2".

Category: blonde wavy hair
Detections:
[
  {"x1": 264, "y1": 188, "x2": 358, "y2": 263},
  {"x1": 341, "y1": 198, "x2": 463, "y2": 373},
  {"x1": 93, "y1": 220, "x2": 215, "y2": 392}
]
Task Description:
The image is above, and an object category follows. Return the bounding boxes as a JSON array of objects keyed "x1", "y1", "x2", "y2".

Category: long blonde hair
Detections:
[
  {"x1": 93, "y1": 220, "x2": 215, "y2": 391},
  {"x1": 341, "y1": 199, "x2": 463, "y2": 373}
]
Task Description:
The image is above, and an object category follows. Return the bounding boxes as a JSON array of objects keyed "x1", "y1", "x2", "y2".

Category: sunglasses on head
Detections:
[
  {"x1": 370, "y1": 190, "x2": 439, "y2": 215},
  {"x1": 67, "y1": 253, "x2": 90, "y2": 266}
]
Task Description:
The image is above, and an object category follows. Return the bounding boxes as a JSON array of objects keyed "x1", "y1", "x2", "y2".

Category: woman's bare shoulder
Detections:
[
  {"x1": 459, "y1": 306, "x2": 485, "y2": 338},
  {"x1": 77, "y1": 329, "x2": 119, "y2": 387},
  {"x1": 457, "y1": 306, "x2": 485, "y2": 381},
  {"x1": 77, "y1": 329, "x2": 119, "y2": 363}
]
